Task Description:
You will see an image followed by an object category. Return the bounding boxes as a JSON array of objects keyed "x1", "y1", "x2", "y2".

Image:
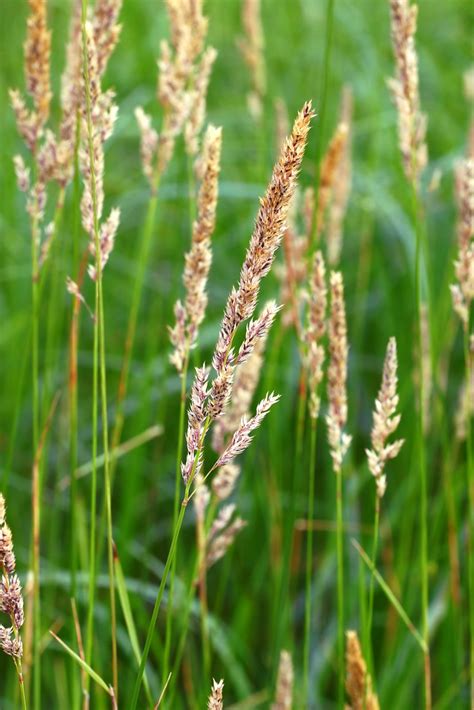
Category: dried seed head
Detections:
[
  {"x1": 388, "y1": 0, "x2": 427, "y2": 183},
  {"x1": 215, "y1": 392, "x2": 280, "y2": 468},
  {"x1": 92, "y1": 0, "x2": 122, "y2": 78},
  {"x1": 238, "y1": 0, "x2": 266, "y2": 118},
  {"x1": 0, "y1": 494, "x2": 24, "y2": 662},
  {"x1": 306, "y1": 250, "x2": 327, "y2": 419},
  {"x1": 79, "y1": 21, "x2": 120, "y2": 281},
  {"x1": 135, "y1": 107, "x2": 159, "y2": 189},
  {"x1": 327, "y1": 87, "x2": 352, "y2": 266},
  {"x1": 185, "y1": 47, "x2": 217, "y2": 156},
  {"x1": 272, "y1": 650, "x2": 293, "y2": 710},
  {"x1": 212, "y1": 102, "x2": 314, "y2": 384},
  {"x1": 345, "y1": 630, "x2": 380, "y2": 710},
  {"x1": 185, "y1": 126, "x2": 222, "y2": 336},
  {"x1": 212, "y1": 463, "x2": 241, "y2": 501},
  {"x1": 182, "y1": 366, "x2": 209, "y2": 484},
  {"x1": 206, "y1": 505, "x2": 247, "y2": 568},
  {"x1": 316, "y1": 121, "x2": 349, "y2": 240},
  {"x1": 326, "y1": 271, "x2": 351, "y2": 472},
  {"x1": 365, "y1": 338, "x2": 404, "y2": 498},
  {"x1": 24, "y1": 0, "x2": 52, "y2": 140},
  {"x1": 13, "y1": 155, "x2": 31, "y2": 193},
  {"x1": 451, "y1": 158, "x2": 474, "y2": 329},
  {"x1": 208, "y1": 678, "x2": 224, "y2": 709}
]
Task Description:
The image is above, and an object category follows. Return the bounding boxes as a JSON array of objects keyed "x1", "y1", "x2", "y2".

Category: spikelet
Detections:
[
  {"x1": 170, "y1": 125, "x2": 222, "y2": 372},
  {"x1": 208, "y1": 678, "x2": 224, "y2": 709},
  {"x1": 181, "y1": 365, "x2": 209, "y2": 484},
  {"x1": 316, "y1": 122, "x2": 349, "y2": 240},
  {"x1": 345, "y1": 630, "x2": 380, "y2": 710},
  {"x1": 238, "y1": 0, "x2": 266, "y2": 118},
  {"x1": 326, "y1": 271, "x2": 351, "y2": 472},
  {"x1": 0, "y1": 494, "x2": 24, "y2": 662},
  {"x1": 450, "y1": 158, "x2": 474, "y2": 330},
  {"x1": 327, "y1": 87, "x2": 353, "y2": 266},
  {"x1": 181, "y1": 102, "x2": 313, "y2": 490},
  {"x1": 271, "y1": 650, "x2": 293, "y2": 710},
  {"x1": 306, "y1": 250, "x2": 327, "y2": 419},
  {"x1": 365, "y1": 338, "x2": 404, "y2": 498},
  {"x1": 212, "y1": 306, "x2": 272, "y2": 456},
  {"x1": 214, "y1": 393, "x2": 280, "y2": 469},
  {"x1": 387, "y1": 0, "x2": 427, "y2": 183}
]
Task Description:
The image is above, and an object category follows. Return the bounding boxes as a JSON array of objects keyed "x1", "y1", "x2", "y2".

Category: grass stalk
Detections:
[
  {"x1": 365, "y1": 492, "x2": 380, "y2": 675},
  {"x1": 162, "y1": 354, "x2": 189, "y2": 686},
  {"x1": 30, "y1": 205, "x2": 41, "y2": 710},
  {"x1": 335, "y1": 466, "x2": 344, "y2": 706},
  {"x1": 303, "y1": 419, "x2": 317, "y2": 704},
  {"x1": 130, "y1": 483, "x2": 191, "y2": 710},
  {"x1": 411, "y1": 179, "x2": 431, "y2": 710},
  {"x1": 80, "y1": 0, "x2": 117, "y2": 697},
  {"x1": 463, "y1": 329, "x2": 474, "y2": 708}
]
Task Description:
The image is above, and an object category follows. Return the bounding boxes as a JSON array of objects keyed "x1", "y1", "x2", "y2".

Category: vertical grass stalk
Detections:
[{"x1": 303, "y1": 420, "x2": 317, "y2": 703}]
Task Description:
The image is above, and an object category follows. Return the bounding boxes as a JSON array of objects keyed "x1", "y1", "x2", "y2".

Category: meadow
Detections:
[{"x1": 0, "y1": 0, "x2": 472, "y2": 707}]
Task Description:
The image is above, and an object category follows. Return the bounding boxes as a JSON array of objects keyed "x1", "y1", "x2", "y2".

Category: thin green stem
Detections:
[
  {"x1": 365, "y1": 493, "x2": 380, "y2": 677},
  {"x1": 336, "y1": 466, "x2": 344, "y2": 707},
  {"x1": 81, "y1": 0, "x2": 117, "y2": 697},
  {"x1": 162, "y1": 357, "x2": 189, "y2": 686},
  {"x1": 463, "y1": 329, "x2": 474, "y2": 709},
  {"x1": 303, "y1": 419, "x2": 317, "y2": 704},
  {"x1": 130, "y1": 486, "x2": 191, "y2": 710},
  {"x1": 411, "y1": 179, "x2": 431, "y2": 710}
]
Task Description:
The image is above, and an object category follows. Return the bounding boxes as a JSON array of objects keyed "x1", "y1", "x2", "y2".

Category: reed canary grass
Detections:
[
  {"x1": 303, "y1": 250, "x2": 327, "y2": 703},
  {"x1": 0, "y1": 494, "x2": 27, "y2": 710},
  {"x1": 388, "y1": 1, "x2": 431, "y2": 704},
  {"x1": 130, "y1": 101, "x2": 313, "y2": 708},
  {"x1": 326, "y1": 270, "x2": 351, "y2": 702},
  {"x1": 364, "y1": 338, "x2": 404, "y2": 674},
  {"x1": 345, "y1": 630, "x2": 379, "y2": 710},
  {"x1": 79, "y1": 7, "x2": 120, "y2": 699}
]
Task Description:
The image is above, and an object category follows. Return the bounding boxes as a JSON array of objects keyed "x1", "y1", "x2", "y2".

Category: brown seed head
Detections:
[
  {"x1": 345, "y1": 630, "x2": 380, "y2": 710},
  {"x1": 207, "y1": 678, "x2": 224, "y2": 709},
  {"x1": 388, "y1": 0, "x2": 427, "y2": 183},
  {"x1": 365, "y1": 338, "x2": 404, "y2": 497},
  {"x1": 272, "y1": 650, "x2": 293, "y2": 710},
  {"x1": 326, "y1": 271, "x2": 351, "y2": 472}
]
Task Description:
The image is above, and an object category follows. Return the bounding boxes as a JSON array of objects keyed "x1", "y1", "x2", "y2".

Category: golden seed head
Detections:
[
  {"x1": 271, "y1": 650, "x2": 293, "y2": 710},
  {"x1": 345, "y1": 630, "x2": 380, "y2": 710}
]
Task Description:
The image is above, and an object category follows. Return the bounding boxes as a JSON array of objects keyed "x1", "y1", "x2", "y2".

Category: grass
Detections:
[{"x1": 0, "y1": 0, "x2": 472, "y2": 707}]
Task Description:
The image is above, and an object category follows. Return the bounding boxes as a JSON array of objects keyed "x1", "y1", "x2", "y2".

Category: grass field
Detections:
[{"x1": 0, "y1": 0, "x2": 472, "y2": 707}]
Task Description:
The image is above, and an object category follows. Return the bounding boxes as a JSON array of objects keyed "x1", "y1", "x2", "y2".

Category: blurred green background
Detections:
[{"x1": 0, "y1": 0, "x2": 472, "y2": 707}]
